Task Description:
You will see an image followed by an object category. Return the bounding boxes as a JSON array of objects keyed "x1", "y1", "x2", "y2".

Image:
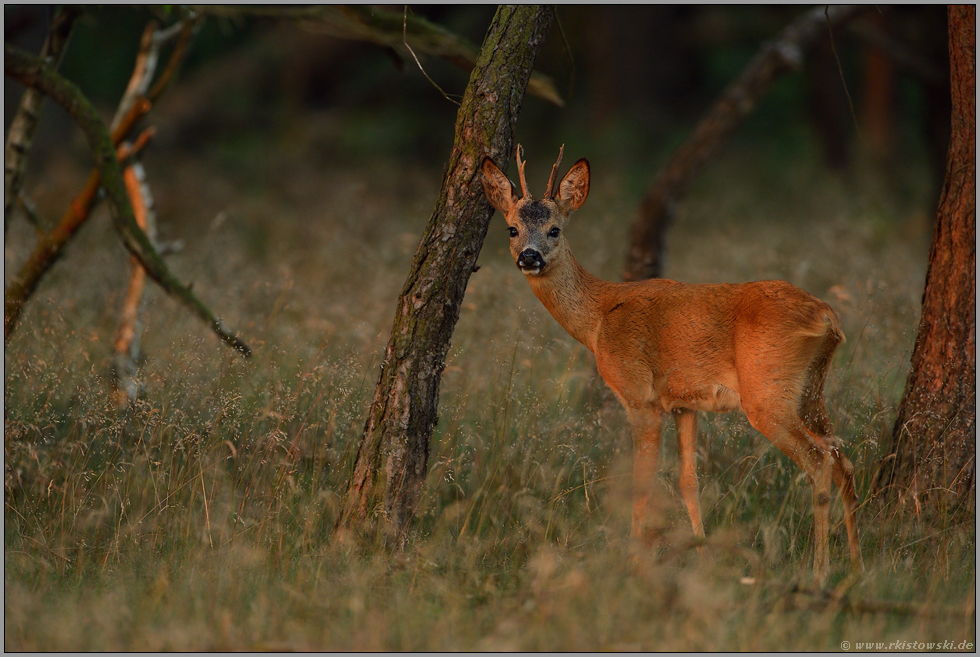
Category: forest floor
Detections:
[{"x1": 4, "y1": 91, "x2": 975, "y2": 649}]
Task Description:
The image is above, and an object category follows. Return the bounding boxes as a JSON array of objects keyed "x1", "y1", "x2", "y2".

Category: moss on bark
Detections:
[{"x1": 336, "y1": 5, "x2": 555, "y2": 545}]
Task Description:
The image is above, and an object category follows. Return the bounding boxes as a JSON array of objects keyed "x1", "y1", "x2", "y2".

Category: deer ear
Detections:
[
  {"x1": 555, "y1": 158, "x2": 590, "y2": 214},
  {"x1": 481, "y1": 157, "x2": 518, "y2": 215}
]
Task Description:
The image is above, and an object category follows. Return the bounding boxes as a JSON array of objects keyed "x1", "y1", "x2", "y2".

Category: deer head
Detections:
[{"x1": 481, "y1": 145, "x2": 590, "y2": 276}]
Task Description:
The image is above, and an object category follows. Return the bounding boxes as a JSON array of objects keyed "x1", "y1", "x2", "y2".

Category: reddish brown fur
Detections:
[{"x1": 482, "y1": 148, "x2": 863, "y2": 584}]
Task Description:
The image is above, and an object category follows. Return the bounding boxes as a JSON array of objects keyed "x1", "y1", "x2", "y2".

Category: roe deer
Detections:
[{"x1": 481, "y1": 145, "x2": 863, "y2": 583}]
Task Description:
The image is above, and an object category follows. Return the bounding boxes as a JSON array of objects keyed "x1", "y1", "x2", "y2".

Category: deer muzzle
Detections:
[{"x1": 517, "y1": 248, "x2": 545, "y2": 274}]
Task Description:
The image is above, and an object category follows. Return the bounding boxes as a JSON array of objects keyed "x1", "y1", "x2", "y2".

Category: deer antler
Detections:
[
  {"x1": 515, "y1": 144, "x2": 530, "y2": 199},
  {"x1": 543, "y1": 143, "x2": 565, "y2": 199}
]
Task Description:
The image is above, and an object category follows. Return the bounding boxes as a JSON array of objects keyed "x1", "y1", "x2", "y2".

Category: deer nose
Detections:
[{"x1": 517, "y1": 249, "x2": 544, "y2": 270}]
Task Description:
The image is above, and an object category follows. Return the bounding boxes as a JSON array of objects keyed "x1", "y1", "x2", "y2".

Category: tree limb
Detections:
[
  {"x1": 4, "y1": 98, "x2": 152, "y2": 342},
  {"x1": 194, "y1": 4, "x2": 564, "y2": 107},
  {"x1": 113, "y1": 141, "x2": 157, "y2": 406},
  {"x1": 4, "y1": 44, "x2": 250, "y2": 358},
  {"x1": 4, "y1": 5, "x2": 80, "y2": 234},
  {"x1": 622, "y1": 4, "x2": 866, "y2": 282}
]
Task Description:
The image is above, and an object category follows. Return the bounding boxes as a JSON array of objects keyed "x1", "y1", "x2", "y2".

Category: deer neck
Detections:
[{"x1": 526, "y1": 250, "x2": 607, "y2": 353}]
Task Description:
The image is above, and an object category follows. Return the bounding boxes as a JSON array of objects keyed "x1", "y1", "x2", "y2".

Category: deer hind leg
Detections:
[
  {"x1": 744, "y1": 404, "x2": 834, "y2": 585},
  {"x1": 827, "y1": 439, "x2": 863, "y2": 572},
  {"x1": 799, "y1": 354, "x2": 864, "y2": 572},
  {"x1": 628, "y1": 405, "x2": 666, "y2": 546},
  {"x1": 674, "y1": 409, "x2": 705, "y2": 540}
]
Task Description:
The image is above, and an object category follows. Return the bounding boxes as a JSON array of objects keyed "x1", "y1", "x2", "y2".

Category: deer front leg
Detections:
[{"x1": 628, "y1": 405, "x2": 666, "y2": 546}]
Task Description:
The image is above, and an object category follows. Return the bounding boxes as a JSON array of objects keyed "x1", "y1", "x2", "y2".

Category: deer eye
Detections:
[
  {"x1": 548, "y1": 227, "x2": 560, "y2": 238},
  {"x1": 508, "y1": 226, "x2": 518, "y2": 238}
]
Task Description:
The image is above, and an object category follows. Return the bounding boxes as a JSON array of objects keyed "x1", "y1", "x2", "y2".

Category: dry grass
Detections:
[{"x1": 4, "y1": 113, "x2": 975, "y2": 650}]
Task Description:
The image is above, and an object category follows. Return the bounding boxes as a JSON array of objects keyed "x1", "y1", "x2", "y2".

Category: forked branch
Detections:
[
  {"x1": 4, "y1": 44, "x2": 250, "y2": 358},
  {"x1": 4, "y1": 98, "x2": 152, "y2": 342}
]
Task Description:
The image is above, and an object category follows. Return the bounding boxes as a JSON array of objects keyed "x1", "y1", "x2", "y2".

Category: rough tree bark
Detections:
[
  {"x1": 335, "y1": 5, "x2": 554, "y2": 546},
  {"x1": 622, "y1": 4, "x2": 864, "y2": 282},
  {"x1": 877, "y1": 5, "x2": 976, "y2": 504}
]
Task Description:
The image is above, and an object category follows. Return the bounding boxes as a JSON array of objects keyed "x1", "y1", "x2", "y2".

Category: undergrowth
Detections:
[{"x1": 4, "y1": 124, "x2": 974, "y2": 650}]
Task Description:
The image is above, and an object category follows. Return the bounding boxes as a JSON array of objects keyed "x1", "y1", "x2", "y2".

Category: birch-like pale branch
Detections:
[
  {"x1": 5, "y1": 44, "x2": 251, "y2": 358},
  {"x1": 4, "y1": 6, "x2": 80, "y2": 233}
]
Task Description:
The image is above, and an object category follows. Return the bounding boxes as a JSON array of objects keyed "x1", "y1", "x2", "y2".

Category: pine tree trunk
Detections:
[
  {"x1": 335, "y1": 5, "x2": 554, "y2": 546},
  {"x1": 878, "y1": 5, "x2": 975, "y2": 504}
]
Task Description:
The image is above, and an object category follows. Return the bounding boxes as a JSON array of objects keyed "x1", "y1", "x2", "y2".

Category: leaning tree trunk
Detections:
[
  {"x1": 622, "y1": 4, "x2": 864, "y2": 282},
  {"x1": 335, "y1": 5, "x2": 554, "y2": 546},
  {"x1": 877, "y1": 4, "x2": 976, "y2": 504}
]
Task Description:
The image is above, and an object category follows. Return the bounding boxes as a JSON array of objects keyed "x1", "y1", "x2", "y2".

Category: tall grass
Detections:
[{"x1": 4, "y1": 124, "x2": 974, "y2": 650}]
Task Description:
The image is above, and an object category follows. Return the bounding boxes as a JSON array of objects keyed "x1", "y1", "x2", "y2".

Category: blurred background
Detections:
[
  {"x1": 4, "y1": 7, "x2": 969, "y2": 650},
  {"x1": 5, "y1": 5, "x2": 950, "y2": 185},
  {"x1": 3, "y1": 3, "x2": 949, "y2": 441}
]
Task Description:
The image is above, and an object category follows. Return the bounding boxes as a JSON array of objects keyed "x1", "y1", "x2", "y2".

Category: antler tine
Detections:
[
  {"x1": 515, "y1": 144, "x2": 530, "y2": 199},
  {"x1": 544, "y1": 143, "x2": 565, "y2": 199}
]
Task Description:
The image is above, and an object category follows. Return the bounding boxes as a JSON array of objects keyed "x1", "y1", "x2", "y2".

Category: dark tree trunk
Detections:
[
  {"x1": 877, "y1": 5, "x2": 976, "y2": 504},
  {"x1": 622, "y1": 4, "x2": 864, "y2": 282},
  {"x1": 860, "y1": 11, "x2": 897, "y2": 163},
  {"x1": 806, "y1": 31, "x2": 851, "y2": 171},
  {"x1": 335, "y1": 5, "x2": 554, "y2": 546}
]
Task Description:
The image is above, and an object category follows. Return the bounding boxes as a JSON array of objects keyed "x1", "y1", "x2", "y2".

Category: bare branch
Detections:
[
  {"x1": 4, "y1": 6, "x2": 80, "y2": 234},
  {"x1": 402, "y1": 6, "x2": 460, "y2": 106},
  {"x1": 113, "y1": 17, "x2": 197, "y2": 130},
  {"x1": 113, "y1": 127, "x2": 160, "y2": 405},
  {"x1": 148, "y1": 18, "x2": 199, "y2": 102},
  {"x1": 5, "y1": 99, "x2": 152, "y2": 342},
  {"x1": 111, "y1": 22, "x2": 159, "y2": 131},
  {"x1": 623, "y1": 4, "x2": 867, "y2": 282},
  {"x1": 4, "y1": 45, "x2": 250, "y2": 358},
  {"x1": 113, "y1": 153, "x2": 157, "y2": 406},
  {"x1": 195, "y1": 4, "x2": 564, "y2": 106}
]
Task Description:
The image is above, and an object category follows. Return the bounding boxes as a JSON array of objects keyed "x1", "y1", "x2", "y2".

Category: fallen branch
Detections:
[
  {"x1": 4, "y1": 44, "x2": 250, "y2": 358},
  {"x1": 782, "y1": 583, "x2": 975, "y2": 619},
  {"x1": 4, "y1": 6, "x2": 80, "y2": 234},
  {"x1": 195, "y1": 4, "x2": 564, "y2": 107},
  {"x1": 622, "y1": 4, "x2": 866, "y2": 282}
]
